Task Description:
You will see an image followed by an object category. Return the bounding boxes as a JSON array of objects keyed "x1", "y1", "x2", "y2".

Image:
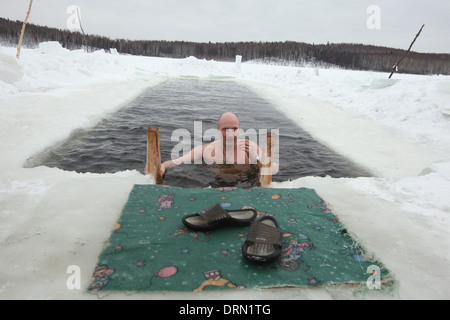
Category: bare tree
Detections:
[{"x1": 16, "y1": 0, "x2": 34, "y2": 59}]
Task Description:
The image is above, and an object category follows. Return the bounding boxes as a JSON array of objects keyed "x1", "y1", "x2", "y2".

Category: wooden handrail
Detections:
[
  {"x1": 145, "y1": 127, "x2": 163, "y2": 184},
  {"x1": 258, "y1": 131, "x2": 276, "y2": 187}
]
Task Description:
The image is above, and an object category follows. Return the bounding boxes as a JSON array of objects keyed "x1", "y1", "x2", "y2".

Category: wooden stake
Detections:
[
  {"x1": 146, "y1": 127, "x2": 163, "y2": 185},
  {"x1": 76, "y1": 7, "x2": 89, "y2": 52},
  {"x1": 388, "y1": 24, "x2": 425, "y2": 79},
  {"x1": 16, "y1": 0, "x2": 34, "y2": 59},
  {"x1": 258, "y1": 131, "x2": 276, "y2": 187}
]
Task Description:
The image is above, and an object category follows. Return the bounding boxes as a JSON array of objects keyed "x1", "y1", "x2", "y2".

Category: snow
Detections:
[{"x1": 1, "y1": 42, "x2": 449, "y2": 300}]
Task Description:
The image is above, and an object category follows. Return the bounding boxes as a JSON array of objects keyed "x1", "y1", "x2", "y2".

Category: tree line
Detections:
[{"x1": 1, "y1": 17, "x2": 449, "y2": 75}]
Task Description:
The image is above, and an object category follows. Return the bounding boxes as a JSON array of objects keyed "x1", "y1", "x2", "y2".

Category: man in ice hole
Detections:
[{"x1": 159, "y1": 112, "x2": 277, "y2": 179}]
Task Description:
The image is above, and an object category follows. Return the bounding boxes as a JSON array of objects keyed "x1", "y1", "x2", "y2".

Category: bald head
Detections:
[
  {"x1": 217, "y1": 112, "x2": 240, "y2": 129},
  {"x1": 217, "y1": 112, "x2": 241, "y2": 142}
]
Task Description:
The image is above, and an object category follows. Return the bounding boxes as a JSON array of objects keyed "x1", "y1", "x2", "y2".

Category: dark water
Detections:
[{"x1": 25, "y1": 78, "x2": 371, "y2": 187}]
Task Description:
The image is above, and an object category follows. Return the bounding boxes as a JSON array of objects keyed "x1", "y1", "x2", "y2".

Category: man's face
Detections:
[{"x1": 217, "y1": 118, "x2": 240, "y2": 145}]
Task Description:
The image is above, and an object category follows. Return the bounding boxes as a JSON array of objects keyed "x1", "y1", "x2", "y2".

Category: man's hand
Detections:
[
  {"x1": 239, "y1": 140, "x2": 260, "y2": 163},
  {"x1": 160, "y1": 160, "x2": 172, "y2": 177}
]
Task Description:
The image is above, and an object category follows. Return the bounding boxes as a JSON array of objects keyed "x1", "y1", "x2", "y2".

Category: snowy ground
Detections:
[{"x1": 1, "y1": 42, "x2": 449, "y2": 300}]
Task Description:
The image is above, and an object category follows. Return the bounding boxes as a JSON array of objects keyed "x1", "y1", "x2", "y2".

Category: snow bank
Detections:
[
  {"x1": 1, "y1": 42, "x2": 450, "y2": 299},
  {"x1": 1, "y1": 42, "x2": 170, "y2": 95}
]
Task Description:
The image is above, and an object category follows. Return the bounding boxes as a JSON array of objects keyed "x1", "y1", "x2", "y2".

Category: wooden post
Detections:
[
  {"x1": 76, "y1": 6, "x2": 89, "y2": 52},
  {"x1": 388, "y1": 24, "x2": 425, "y2": 79},
  {"x1": 16, "y1": 0, "x2": 34, "y2": 59},
  {"x1": 146, "y1": 127, "x2": 163, "y2": 185},
  {"x1": 258, "y1": 131, "x2": 276, "y2": 187}
]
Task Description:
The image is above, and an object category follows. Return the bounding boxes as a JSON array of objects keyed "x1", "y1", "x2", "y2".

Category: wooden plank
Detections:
[
  {"x1": 16, "y1": 0, "x2": 34, "y2": 59},
  {"x1": 259, "y1": 131, "x2": 276, "y2": 187},
  {"x1": 145, "y1": 127, "x2": 163, "y2": 185}
]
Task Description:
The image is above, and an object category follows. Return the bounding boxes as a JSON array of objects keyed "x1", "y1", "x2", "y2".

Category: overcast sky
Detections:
[{"x1": 1, "y1": 0, "x2": 449, "y2": 53}]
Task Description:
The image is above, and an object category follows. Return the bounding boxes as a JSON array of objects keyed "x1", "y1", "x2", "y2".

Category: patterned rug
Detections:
[{"x1": 89, "y1": 184, "x2": 392, "y2": 293}]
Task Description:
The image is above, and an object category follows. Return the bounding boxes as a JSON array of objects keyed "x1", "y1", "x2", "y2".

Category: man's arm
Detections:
[{"x1": 159, "y1": 144, "x2": 205, "y2": 176}]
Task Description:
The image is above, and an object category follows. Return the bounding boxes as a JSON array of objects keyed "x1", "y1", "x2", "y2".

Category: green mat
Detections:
[{"x1": 89, "y1": 185, "x2": 392, "y2": 293}]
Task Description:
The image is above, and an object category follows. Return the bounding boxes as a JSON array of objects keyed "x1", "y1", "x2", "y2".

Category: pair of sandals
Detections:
[{"x1": 182, "y1": 204, "x2": 282, "y2": 263}]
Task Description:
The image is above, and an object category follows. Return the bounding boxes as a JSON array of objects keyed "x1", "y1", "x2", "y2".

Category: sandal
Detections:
[
  {"x1": 182, "y1": 204, "x2": 257, "y2": 231},
  {"x1": 242, "y1": 216, "x2": 282, "y2": 262}
]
